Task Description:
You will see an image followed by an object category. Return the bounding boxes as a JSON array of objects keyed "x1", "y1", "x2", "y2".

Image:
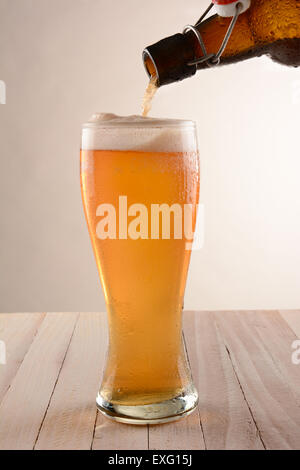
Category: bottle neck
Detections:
[
  {"x1": 143, "y1": 11, "x2": 249, "y2": 86},
  {"x1": 143, "y1": 0, "x2": 300, "y2": 86},
  {"x1": 143, "y1": 32, "x2": 198, "y2": 86}
]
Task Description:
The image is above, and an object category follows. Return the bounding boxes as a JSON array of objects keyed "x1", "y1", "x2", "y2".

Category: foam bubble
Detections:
[{"x1": 81, "y1": 113, "x2": 196, "y2": 152}]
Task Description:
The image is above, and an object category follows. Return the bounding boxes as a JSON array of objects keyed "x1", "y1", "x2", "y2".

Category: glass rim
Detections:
[{"x1": 82, "y1": 115, "x2": 196, "y2": 130}]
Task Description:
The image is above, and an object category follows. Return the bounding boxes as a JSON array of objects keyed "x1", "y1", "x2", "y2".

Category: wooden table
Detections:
[{"x1": 0, "y1": 311, "x2": 299, "y2": 450}]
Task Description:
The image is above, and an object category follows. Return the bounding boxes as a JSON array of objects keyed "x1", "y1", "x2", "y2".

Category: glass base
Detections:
[{"x1": 96, "y1": 388, "x2": 198, "y2": 425}]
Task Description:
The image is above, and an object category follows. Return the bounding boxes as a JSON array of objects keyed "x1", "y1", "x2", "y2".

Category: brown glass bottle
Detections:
[{"x1": 143, "y1": 0, "x2": 300, "y2": 86}]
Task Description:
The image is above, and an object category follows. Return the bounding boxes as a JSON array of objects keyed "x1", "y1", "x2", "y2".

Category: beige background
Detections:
[{"x1": 0, "y1": 0, "x2": 299, "y2": 313}]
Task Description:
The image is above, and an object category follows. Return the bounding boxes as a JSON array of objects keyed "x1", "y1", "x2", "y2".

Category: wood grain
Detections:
[
  {"x1": 242, "y1": 311, "x2": 300, "y2": 408},
  {"x1": 280, "y1": 310, "x2": 300, "y2": 338},
  {"x1": 35, "y1": 313, "x2": 107, "y2": 450},
  {"x1": 149, "y1": 411, "x2": 205, "y2": 450},
  {"x1": 92, "y1": 415, "x2": 148, "y2": 450},
  {"x1": 0, "y1": 313, "x2": 45, "y2": 403},
  {"x1": 184, "y1": 311, "x2": 263, "y2": 450},
  {"x1": 0, "y1": 313, "x2": 78, "y2": 450},
  {"x1": 0, "y1": 311, "x2": 300, "y2": 450},
  {"x1": 215, "y1": 310, "x2": 300, "y2": 450}
]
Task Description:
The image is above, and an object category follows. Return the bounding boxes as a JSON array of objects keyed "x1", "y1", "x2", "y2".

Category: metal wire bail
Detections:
[{"x1": 183, "y1": 2, "x2": 243, "y2": 68}]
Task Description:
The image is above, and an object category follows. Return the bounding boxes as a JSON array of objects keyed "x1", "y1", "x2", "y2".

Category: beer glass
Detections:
[{"x1": 80, "y1": 114, "x2": 200, "y2": 424}]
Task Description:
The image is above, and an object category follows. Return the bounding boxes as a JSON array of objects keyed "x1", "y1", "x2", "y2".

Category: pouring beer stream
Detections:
[{"x1": 142, "y1": 76, "x2": 158, "y2": 117}]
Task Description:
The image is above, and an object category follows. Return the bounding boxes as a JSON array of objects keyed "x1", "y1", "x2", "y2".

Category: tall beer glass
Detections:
[{"x1": 80, "y1": 114, "x2": 200, "y2": 424}]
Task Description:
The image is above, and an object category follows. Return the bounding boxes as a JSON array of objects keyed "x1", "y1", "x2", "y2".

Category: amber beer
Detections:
[{"x1": 80, "y1": 114, "x2": 200, "y2": 424}]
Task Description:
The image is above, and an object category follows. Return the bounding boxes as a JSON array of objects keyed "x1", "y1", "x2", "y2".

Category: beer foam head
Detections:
[{"x1": 81, "y1": 113, "x2": 197, "y2": 152}]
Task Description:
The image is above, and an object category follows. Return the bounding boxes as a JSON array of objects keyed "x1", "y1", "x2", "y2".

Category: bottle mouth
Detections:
[
  {"x1": 143, "y1": 50, "x2": 160, "y2": 85},
  {"x1": 142, "y1": 34, "x2": 197, "y2": 87}
]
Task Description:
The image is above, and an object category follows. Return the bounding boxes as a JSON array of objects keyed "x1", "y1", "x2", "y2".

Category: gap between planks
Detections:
[
  {"x1": 0, "y1": 313, "x2": 79, "y2": 450},
  {"x1": 0, "y1": 313, "x2": 45, "y2": 404},
  {"x1": 213, "y1": 310, "x2": 300, "y2": 450},
  {"x1": 1, "y1": 311, "x2": 299, "y2": 450},
  {"x1": 184, "y1": 311, "x2": 264, "y2": 450}
]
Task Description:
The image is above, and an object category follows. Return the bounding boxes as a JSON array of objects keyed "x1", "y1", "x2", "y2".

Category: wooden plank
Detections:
[
  {"x1": 1, "y1": 310, "x2": 298, "y2": 450},
  {"x1": 0, "y1": 312, "x2": 78, "y2": 450},
  {"x1": 215, "y1": 311, "x2": 300, "y2": 450},
  {"x1": 149, "y1": 411, "x2": 205, "y2": 450},
  {"x1": 241, "y1": 310, "x2": 300, "y2": 410},
  {"x1": 0, "y1": 313, "x2": 45, "y2": 404},
  {"x1": 35, "y1": 313, "x2": 107, "y2": 450},
  {"x1": 279, "y1": 310, "x2": 300, "y2": 338},
  {"x1": 183, "y1": 311, "x2": 263, "y2": 450},
  {"x1": 93, "y1": 416, "x2": 148, "y2": 450}
]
